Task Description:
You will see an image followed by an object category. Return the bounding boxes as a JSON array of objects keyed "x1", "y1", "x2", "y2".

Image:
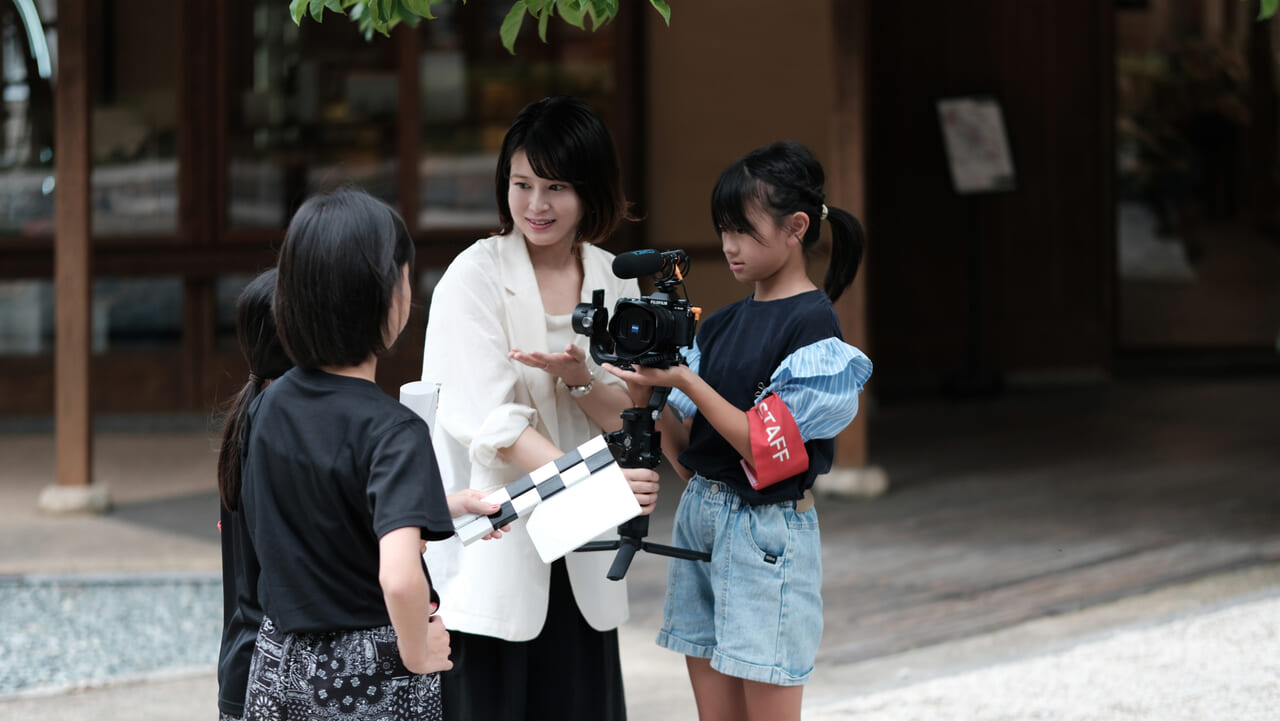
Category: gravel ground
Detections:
[
  {"x1": 3, "y1": 572, "x2": 1278, "y2": 719},
  {"x1": 0, "y1": 573, "x2": 221, "y2": 697},
  {"x1": 808, "y1": 592, "x2": 1280, "y2": 721}
]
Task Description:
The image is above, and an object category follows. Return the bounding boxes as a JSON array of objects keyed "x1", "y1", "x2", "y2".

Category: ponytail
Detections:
[
  {"x1": 216, "y1": 268, "x2": 292, "y2": 512},
  {"x1": 821, "y1": 204, "x2": 864, "y2": 303},
  {"x1": 711, "y1": 140, "x2": 865, "y2": 303},
  {"x1": 217, "y1": 378, "x2": 263, "y2": 512}
]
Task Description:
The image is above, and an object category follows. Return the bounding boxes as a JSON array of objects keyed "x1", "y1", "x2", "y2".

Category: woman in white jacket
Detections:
[{"x1": 422, "y1": 96, "x2": 661, "y2": 721}]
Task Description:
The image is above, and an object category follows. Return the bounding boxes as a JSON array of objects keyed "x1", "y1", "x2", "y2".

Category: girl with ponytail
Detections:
[
  {"x1": 605, "y1": 141, "x2": 873, "y2": 721},
  {"x1": 215, "y1": 268, "x2": 291, "y2": 721}
]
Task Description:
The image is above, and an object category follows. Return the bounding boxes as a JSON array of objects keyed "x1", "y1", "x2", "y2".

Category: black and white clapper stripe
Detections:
[{"x1": 454, "y1": 435, "x2": 619, "y2": 545}]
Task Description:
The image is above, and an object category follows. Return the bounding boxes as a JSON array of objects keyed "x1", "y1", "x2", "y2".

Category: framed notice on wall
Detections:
[{"x1": 936, "y1": 95, "x2": 1017, "y2": 194}]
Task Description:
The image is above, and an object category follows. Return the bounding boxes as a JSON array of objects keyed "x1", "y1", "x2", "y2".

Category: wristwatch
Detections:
[{"x1": 564, "y1": 377, "x2": 594, "y2": 398}]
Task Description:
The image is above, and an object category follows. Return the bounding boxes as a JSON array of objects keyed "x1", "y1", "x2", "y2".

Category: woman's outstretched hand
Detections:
[{"x1": 509, "y1": 344, "x2": 593, "y2": 386}]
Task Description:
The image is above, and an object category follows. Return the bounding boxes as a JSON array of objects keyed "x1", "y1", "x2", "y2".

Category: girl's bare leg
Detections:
[
  {"x1": 686, "y1": 656, "x2": 746, "y2": 721},
  {"x1": 743, "y1": 678, "x2": 803, "y2": 721}
]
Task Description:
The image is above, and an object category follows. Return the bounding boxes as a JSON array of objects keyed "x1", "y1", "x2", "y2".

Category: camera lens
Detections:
[{"x1": 611, "y1": 303, "x2": 656, "y2": 356}]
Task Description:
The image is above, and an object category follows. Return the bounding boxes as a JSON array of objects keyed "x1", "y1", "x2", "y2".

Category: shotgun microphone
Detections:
[{"x1": 611, "y1": 249, "x2": 688, "y2": 279}]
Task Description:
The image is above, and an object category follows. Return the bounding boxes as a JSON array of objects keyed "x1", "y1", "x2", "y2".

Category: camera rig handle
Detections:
[{"x1": 578, "y1": 384, "x2": 711, "y2": 580}]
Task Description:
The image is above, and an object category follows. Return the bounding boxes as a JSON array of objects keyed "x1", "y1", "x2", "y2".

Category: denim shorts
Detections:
[{"x1": 655, "y1": 474, "x2": 823, "y2": 686}]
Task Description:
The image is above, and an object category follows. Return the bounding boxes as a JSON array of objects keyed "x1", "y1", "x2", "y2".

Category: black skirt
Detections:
[
  {"x1": 244, "y1": 616, "x2": 442, "y2": 721},
  {"x1": 440, "y1": 559, "x2": 627, "y2": 721}
]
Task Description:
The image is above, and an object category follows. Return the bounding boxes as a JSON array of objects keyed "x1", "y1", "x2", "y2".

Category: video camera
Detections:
[
  {"x1": 572, "y1": 249, "x2": 699, "y2": 369},
  {"x1": 572, "y1": 248, "x2": 709, "y2": 580}
]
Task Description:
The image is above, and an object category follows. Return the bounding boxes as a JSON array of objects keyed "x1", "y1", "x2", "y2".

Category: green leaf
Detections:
[
  {"x1": 289, "y1": 0, "x2": 309, "y2": 25},
  {"x1": 297, "y1": 0, "x2": 651, "y2": 49},
  {"x1": 582, "y1": 0, "x2": 617, "y2": 29},
  {"x1": 649, "y1": 0, "x2": 670, "y2": 25},
  {"x1": 500, "y1": 1, "x2": 527, "y2": 54},
  {"x1": 1261, "y1": 0, "x2": 1279, "y2": 19},
  {"x1": 584, "y1": 0, "x2": 602, "y2": 30},
  {"x1": 558, "y1": 0, "x2": 586, "y2": 29},
  {"x1": 396, "y1": 3, "x2": 427, "y2": 25},
  {"x1": 403, "y1": 0, "x2": 438, "y2": 20}
]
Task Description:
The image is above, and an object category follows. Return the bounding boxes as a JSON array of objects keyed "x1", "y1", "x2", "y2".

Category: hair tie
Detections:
[
  {"x1": 248, "y1": 373, "x2": 264, "y2": 386},
  {"x1": 820, "y1": 204, "x2": 829, "y2": 221}
]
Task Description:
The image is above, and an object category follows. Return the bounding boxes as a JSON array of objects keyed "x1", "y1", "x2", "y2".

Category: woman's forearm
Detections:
[
  {"x1": 495, "y1": 425, "x2": 563, "y2": 473},
  {"x1": 572, "y1": 381, "x2": 633, "y2": 433}
]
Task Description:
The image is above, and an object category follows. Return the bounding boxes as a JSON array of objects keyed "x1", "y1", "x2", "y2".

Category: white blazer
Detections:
[{"x1": 421, "y1": 231, "x2": 641, "y2": 641}]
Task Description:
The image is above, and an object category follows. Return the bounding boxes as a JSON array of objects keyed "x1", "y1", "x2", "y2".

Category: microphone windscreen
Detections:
[{"x1": 612, "y1": 250, "x2": 666, "y2": 279}]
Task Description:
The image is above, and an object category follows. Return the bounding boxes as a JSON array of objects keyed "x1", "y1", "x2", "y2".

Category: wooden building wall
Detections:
[
  {"x1": 865, "y1": 1, "x2": 1116, "y2": 394},
  {"x1": 644, "y1": 0, "x2": 836, "y2": 315}
]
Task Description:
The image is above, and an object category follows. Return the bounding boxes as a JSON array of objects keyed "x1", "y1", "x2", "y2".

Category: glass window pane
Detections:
[
  {"x1": 92, "y1": 276, "x2": 183, "y2": 352},
  {"x1": 91, "y1": 0, "x2": 179, "y2": 236},
  {"x1": 227, "y1": 1, "x2": 400, "y2": 230},
  {"x1": 417, "y1": 2, "x2": 617, "y2": 231},
  {"x1": 215, "y1": 272, "x2": 255, "y2": 350},
  {"x1": 0, "y1": 279, "x2": 52, "y2": 354},
  {"x1": 0, "y1": 0, "x2": 56, "y2": 240},
  {"x1": 0, "y1": 275, "x2": 182, "y2": 356}
]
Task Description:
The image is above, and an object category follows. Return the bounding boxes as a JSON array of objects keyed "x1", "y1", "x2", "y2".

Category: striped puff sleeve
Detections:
[{"x1": 761, "y1": 338, "x2": 872, "y2": 441}]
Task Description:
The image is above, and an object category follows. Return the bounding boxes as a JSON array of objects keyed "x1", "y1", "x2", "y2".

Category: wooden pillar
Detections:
[
  {"x1": 396, "y1": 23, "x2": 420, "y2": 236},
  {"x1": 820, "y1": 0, "x2": 887, "y2": 498},
  {"x1": 42, "y1": 0, "x2": 109, "y2": 512}
]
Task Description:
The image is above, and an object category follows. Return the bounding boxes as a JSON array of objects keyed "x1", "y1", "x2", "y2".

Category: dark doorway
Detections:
[{"x1": 1115, "y1": 2, "x2": 1280, "y2": 364}]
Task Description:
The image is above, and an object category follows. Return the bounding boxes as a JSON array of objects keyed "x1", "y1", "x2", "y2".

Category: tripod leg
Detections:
[
  {"x1": 606, "y1": 540, "x2": 639, "y2": 581},
  {"x1": 604, "y1": 516, "x2": 649, "y2": 580}
]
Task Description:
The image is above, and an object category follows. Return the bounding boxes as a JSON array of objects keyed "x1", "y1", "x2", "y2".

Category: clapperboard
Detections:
[{"x1": 400, "y1": 381, "x2": 641, "y2": 563}]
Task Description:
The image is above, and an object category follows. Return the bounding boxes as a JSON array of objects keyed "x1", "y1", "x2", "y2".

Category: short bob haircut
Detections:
[
  {"x1": 495, "y1": 96, "x2": 630, "y2": 244},
  {"x1": 274, "y1": 188, "x2": 415, "y2": 369}
]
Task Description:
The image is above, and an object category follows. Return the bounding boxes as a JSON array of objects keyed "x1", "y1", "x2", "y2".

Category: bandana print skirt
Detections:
[{"x1": 243, "y1": 616, "x2": 442, "y2": 721}]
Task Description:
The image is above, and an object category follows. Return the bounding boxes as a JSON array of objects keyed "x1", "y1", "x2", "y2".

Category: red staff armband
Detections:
[{"x1": 740, "y1": 393, "x2": 809, "y2": 490}]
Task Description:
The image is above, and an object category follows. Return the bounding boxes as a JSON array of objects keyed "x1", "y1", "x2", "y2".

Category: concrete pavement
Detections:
[{"x1": 2, "y1": 429, "x2": 1278, "y2": 720}]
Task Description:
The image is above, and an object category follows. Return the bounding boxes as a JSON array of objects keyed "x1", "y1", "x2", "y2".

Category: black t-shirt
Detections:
[
  {"x1": 217, "y1": 506, "x2": 260, "y2": 716},
  {"x1": 677, "y1": 290, "x2": 842, "y2": 505},
  {"x1": 241, "y1": 368, "x2": 454, "y2": 634}
]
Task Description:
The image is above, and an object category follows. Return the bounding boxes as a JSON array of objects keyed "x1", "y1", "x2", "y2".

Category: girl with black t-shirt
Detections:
[
  {"x1": 214, "y1": 268, "x2": 291, "y2": 721},
  {"x1": 234, "y1": 188, "x2": 467, "y2": 721},
  {"x1": 216, "y1": 265, "x2": 508, "y2": 721}
]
